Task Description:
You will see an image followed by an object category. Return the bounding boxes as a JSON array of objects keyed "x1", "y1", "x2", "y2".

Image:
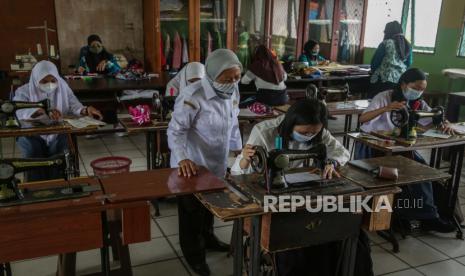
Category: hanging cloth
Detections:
[
  {"x1": 160, "y1": 33, "x2": 166, "y2": 67},
  {"x1": 164, "y1": 34, "x2": 171, "y2": 70},
  {"x1": 182, "y1": 36, "x2": 189, "y2": 64},
  {"x1": 172, "y1": 32, "x2": 182, "y2": 70}
]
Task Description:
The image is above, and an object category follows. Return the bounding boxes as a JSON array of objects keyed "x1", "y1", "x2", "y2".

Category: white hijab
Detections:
[
  {"x1": 165, "y1": 62, "x2": 205, "y2": 96},
  {"x1": 16, "y1": 61, "x2": 70, "y2": 117},
  {"x1": 14, "y1": 60, "x2": 82, "y2": 144}
]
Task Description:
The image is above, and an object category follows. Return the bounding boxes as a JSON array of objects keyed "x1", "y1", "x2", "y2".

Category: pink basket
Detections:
[{"x1": 90, "y1": 156, "x2": 132, "y2": 176}]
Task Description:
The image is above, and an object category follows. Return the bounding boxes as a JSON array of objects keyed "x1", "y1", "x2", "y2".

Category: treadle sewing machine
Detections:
[
  {"x1": 0, "y1": 99, "x2": 51, "y2": 128},
  {"x1": 390, "y1": 105, "x2": 445, "y2": 140},
  {"x1": 243, "y1": 143, "x2": 363, "y2": 196},
  {"x1": 0, "y1": 151, "x2": 98, "y2": 207}
]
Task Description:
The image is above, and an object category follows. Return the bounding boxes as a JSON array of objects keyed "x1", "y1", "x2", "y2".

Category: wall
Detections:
[
  {"x1": 54, "y1": 0, "x2": 144, "y2": 72},
  {"x1": 0, "y1": 0, "x2": 58, "y2": 72},
  {"x1": 363, "y1": 0, "x2": 465, "y2": 93}
]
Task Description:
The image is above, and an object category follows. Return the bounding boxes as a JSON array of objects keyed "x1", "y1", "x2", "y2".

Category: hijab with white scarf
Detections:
[
  {"x1": 14, "y1": 60, "x2": 85, "y2": 144},
  {"x1": 165, "y1": 62, "x2": 205, "y2": 97},
  {"x1": 205, "y1": 49, "x2": 243, "y2": 99}
]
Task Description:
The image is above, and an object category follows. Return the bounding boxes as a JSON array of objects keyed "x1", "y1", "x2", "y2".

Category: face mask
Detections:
[
  {"x1": 39, "y1": 82, "x2": 58, "y2": 94},
  {"x1": 292, "y1": 131, "x2": 317, "y2": 143},
  {"x1": 311, "y1": 50, "x2": 319, "y2": 56},
  {"x1": 403, "y1": 87, "x2": 423, "y2": 101},
  {"x1": 212, "y1": 80, "x2": 238, "y2": 99},
  {"x1": 90, "y1": 45, "x2": 103, "y2": 54}
]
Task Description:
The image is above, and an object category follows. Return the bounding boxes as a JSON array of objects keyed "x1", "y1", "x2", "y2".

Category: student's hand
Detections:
[
  {"x1": 384, "y1": 101, "x2": 406, "y2": 112},
  {"x1": 178, "y1": 159, "x2": 198, "y2": 178},
  {"x1": 31, "y1": 108, "x2": 46, "y2": 118},
  {"x1": 241, "y1": 144, "x2": 256, "y2": 161},
  {"x1": 83, "y1": 106, "x2": 103, "y2": 120},
  {"x1": 48, "y1": 109, "x2": 62, "y2": 120},
  {"x1": 441, "y1": 123, "x2": 457, "y2": 135},
  {"x1": 77, "y1": 66, "x2": 85, "y2": 74},
  {"x1": 96, "y1": 60, "x2": 107, "y2": 72},
  {"x1": 322, "y1": 164, "x2": 340, "y2": 180}
]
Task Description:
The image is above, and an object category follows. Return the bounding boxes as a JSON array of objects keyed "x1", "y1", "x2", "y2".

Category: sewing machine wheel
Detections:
[
  {"x1": 1, "y1": 102, "x2": 14, "y2": 113},
  {"x1": 251, "y1": 146, "x2": 267, "y2": 174},
  {"x1": 390, "y1": 107, "x2": 409, "y2": 128},
  {"x1": 0, "y1": 164, "x2": 14, "y2": 180}
]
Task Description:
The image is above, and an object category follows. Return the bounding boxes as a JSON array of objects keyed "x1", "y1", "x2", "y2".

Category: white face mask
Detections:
[
  {"x1": 292, "y1": 131, "x2": 317, "y2": 143},
  {"x1": 212, "y1": 80, "x2": 238, "y2": 99},
  {"x1": 39, "y1": 82, "x2": 58, "y2": 94},
  {"x1": 403, "y1": 87, "x2": 423, "y2": 101}
]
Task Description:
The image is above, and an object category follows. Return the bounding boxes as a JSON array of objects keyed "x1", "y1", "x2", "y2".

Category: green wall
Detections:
[{"x1": 363, "y1": 0, "x2": 465, "y2": 94}]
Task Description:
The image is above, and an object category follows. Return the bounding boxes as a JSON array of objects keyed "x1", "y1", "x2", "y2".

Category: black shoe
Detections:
[
  {"x1": 205, "y1": 235, "x2": 230, "y2": 252},
  {"x1": 189, "y1": 262, "x2": 211, "y2": 276},
  {"x1": 421, "y1": 218, "x2": 456, "y2": 233}
]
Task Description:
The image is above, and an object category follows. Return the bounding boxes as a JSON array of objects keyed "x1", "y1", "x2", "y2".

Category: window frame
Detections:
[{"x1": 457, "y1": 7, "x2": 465, "y2": 58}]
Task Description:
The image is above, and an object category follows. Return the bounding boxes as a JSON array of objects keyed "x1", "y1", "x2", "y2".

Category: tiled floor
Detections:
[{"x1": 3, "y1": 115, "x2": 465, "y2": 275}]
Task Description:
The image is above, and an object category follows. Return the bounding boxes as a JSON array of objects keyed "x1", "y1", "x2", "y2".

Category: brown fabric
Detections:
[
  {"x1": 377, "y1": 166, "x2": 399, "y2": 180},
  {"x1": 248, "y1": 45, "x2": 285, "y2": 85}
]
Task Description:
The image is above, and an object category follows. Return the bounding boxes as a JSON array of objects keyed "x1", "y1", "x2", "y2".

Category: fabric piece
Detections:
[
  {"x1": 182, "y1": 37, "x2": 189, "y2": 64},
  {"x1": 172, "y1": 32, "x2": 182, "y2": 70},
  {"x1": 248, "y1": 45, "x2": 285, "y2": 85}
]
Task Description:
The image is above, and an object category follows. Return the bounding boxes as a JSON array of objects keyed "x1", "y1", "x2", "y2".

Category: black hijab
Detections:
[
  {"x1": 384, "y1": 21, "x2": 411, "y2": 61},
  {"x1": 303, "y1": 40, "x2": 319, "y2": 61},
  {"x1": 391, "y1": 68, "x2": 427, "y2": 110},
  {"x1": 85, "y1": 34, "x2": 113, "y2": 73}
]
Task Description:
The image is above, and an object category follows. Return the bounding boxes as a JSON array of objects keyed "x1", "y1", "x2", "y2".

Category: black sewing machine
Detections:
[
  {"x1": 0, "y1": 99, "x2": 50, "y2": 128},
  {"x1": 390, "y1": 106, "x2": 445, "y2": 140},
  {"x1": 250, "y1": 144, "x2": 363, "y2": 195},
  {"x1": 0, "y1": 151, "x2": 98, "y2": 207}
]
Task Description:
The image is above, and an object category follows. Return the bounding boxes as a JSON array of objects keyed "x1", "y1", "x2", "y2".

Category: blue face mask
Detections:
[
  {"x1": 403, "y1": 87, "x2": 423, "y2": 101},
  {"x1": 292, "y1": 131, "x2": 317, "y2": 143}
]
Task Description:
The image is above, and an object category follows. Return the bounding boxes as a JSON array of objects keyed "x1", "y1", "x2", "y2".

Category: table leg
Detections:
[
  {"x1": 343, "y1": 115, "x2": 353, "y2": 149},
  {"x1": 429, "y1": 148, "x2": 442, "y2": 169},
  {"x1": 70, "y1": 134, "x2": 80, "y2": 177},
  {"x1": 249, "y1": 215, "x2": 262, "y2": 276},
  {"x1": 447, "y1": 145, "x2": 465, "y2": 239},
  {"x1": 233, "y1": 218, "x2": 244, "y2": 276},
  {"x1": 100, "y1": 212, "x2": 111, "y2": 276},
  {"x1": 146, "y1": 132, "x2": 152, "y2": 170}
]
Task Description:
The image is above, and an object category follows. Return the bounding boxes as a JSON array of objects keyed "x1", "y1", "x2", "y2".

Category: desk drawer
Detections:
[
  {"x1": 248, "y1": 210, "x2": 362, "y2": 252},
  {"x1": 0, "y1": 212, "x2": 102, "y2": 262}
]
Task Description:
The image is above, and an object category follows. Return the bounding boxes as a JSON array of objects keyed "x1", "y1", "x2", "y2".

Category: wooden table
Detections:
[
  {"x1": 66, "y1": 76, "x2": 167, "y2": 94},
  {"x1": 348, "y1": 131, "x2": 465, "y2": 238},
  {"x1": 198, "y1": 155, "x2": 446, "y2": 276},
  {"x1": 0, "y1": 178, "x2": 106, "y2": 276},
  {"x1": 274, "y1": 100, "x2": 370, "y2": 148},
  {"x1": 119, "y1": 118, "x2": 169, "y2": 170},
  {"x1": 0, "y1": 167, "x2": 226, "y2": 276}
]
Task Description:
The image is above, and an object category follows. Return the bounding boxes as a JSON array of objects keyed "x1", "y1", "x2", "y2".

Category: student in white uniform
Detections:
[
  {"x1": 167, "y1": 49, "x2": 242, "y2": 276},
  {"x1": 14, "y1": 61, "x2": 102, "y2": 181},
  {"x1": 241, "y1": 45, "x2": 288, "y2": 106},
  {"x1": 165, "y1": 62, "x2": 205, "y2": 97},
  {"x1": 231, "y1": 100, "x2": 376, "y2": 276},
  {"x1": 357, "y1": 68, "x2": 456, "y2": 233}
]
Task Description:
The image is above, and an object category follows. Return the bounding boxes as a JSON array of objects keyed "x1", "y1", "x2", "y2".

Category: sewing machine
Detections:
[
  {"x1": 390, "y1": 106, "x2": 445, "y2": 140},
  {"x1": 0, "y1": 151, "x2": 97, "y2": 206},
  {"x1": 305, "y1": 83, "x2": 351, "y2": 102},
  {"x1": 0, "y1": 99, "x2": 51, "y2": 128}
]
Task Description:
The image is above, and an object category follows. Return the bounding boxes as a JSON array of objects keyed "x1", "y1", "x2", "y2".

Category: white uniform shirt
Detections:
[
  {"x1": 168, "y1": 78, "x2": 242, "y2": 178},
  {"x1": 360, "y1": 90, "x2": 432, "y2": 133},
  {"x1": 241, "y1": 71, "x2": 287, "y2": 90},
  {"x1": 231, "y1": 115, "x2": 350, "y2": 175}
]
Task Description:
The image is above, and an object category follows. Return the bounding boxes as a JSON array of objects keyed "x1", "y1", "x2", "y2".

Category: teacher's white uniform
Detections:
[{"x1": 168, "y1": 78, "x2": 242, "y2": 177}]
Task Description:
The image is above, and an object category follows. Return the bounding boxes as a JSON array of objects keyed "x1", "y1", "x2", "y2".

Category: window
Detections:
[
  {"x1": 404, "y1": 0, "x2": 442, "y2": 53},
  {"x1": 458, "y1": 12, "x2": 465, "y2": 57},
  {"x1": 236, "y1": 0, "x2": 266, "y2": 68},
  {"x1": 363, "y1": 0, "x2": 442, "y2": 53},
  {"x1": 271, "y1": 0, "x2": 300, "y2": 60}
]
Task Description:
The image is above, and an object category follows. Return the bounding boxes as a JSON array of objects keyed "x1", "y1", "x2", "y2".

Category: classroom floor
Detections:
[{"x1": 3, "y1": 115, "x2": 465, "y2": 276}]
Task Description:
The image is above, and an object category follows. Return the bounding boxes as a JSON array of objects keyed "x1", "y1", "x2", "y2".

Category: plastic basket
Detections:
[{"x1": 90, "y1": 156, "x2": 132, "y2": 176}]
